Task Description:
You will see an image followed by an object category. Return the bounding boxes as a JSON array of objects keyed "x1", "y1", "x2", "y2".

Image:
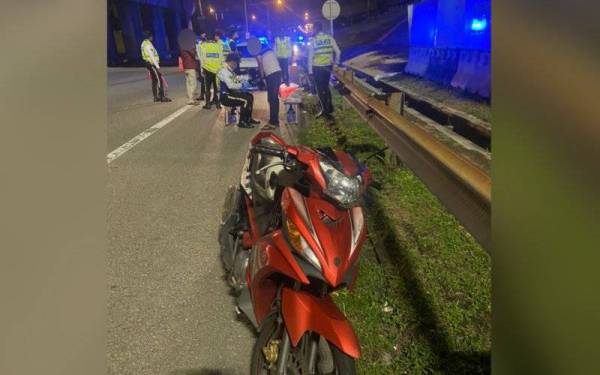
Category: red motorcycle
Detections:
[{"x1": 219, "y1": 132, "x2": 371, "y2": 374}]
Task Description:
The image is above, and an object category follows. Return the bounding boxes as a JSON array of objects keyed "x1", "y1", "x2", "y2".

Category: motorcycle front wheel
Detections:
[{"x1": 250, "y1": 313, "x2": 356, "y2": 375}]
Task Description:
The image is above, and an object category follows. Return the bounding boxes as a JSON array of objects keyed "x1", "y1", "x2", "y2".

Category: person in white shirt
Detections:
[
  {"x1": 217, "y1": 54, "x2": 261, "y2": 128},
  {"x1": 257, "y1": 45, "x2": 282, "y2": 129},
  {"x1": 140, "y1": 30, "x2": 171, "y2": 102}
]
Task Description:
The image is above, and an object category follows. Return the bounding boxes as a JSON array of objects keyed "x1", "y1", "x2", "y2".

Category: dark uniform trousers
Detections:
[
  {"x1": 145, "y1": 62, "x2": 165, "y2": 100},
  {"x1": 313, "y1": 65, "x2": 333, "y2": 115},
  {"x1": 220, "y1": 91, "x2": 254, "y2": 122},
  {"x1": 196, "y1": 68, "x2": 205, "y2": 98},
  {"x1": 203, "y1": 69, "x2": 219, "y2": 104},
  {"x1": 278, "y1": 58, "x2": 290, "y2": 85},
  {"x1": 266, "y1": 71, "x2": 282, "y2": 125}
]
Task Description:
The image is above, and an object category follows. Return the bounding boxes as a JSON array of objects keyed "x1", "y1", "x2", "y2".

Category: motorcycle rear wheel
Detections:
[
  {"x1": 251, "y1": 314, "x2": 356, "y2": 375},
  {"x1": 219, "y1": 185, "x2": 241, "y2": 272}
]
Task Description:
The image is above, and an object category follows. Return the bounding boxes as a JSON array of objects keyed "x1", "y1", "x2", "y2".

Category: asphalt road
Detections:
[{"x1": 107, "y1": 68, "x2": 280, "y2": 375}]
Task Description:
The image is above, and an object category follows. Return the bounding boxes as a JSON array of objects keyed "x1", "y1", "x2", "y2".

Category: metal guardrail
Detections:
[{"x1": 333, "y1": 66, "x2": 491, "y2": 252}]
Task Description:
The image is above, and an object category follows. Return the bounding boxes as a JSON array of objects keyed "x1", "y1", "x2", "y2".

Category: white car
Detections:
[
  {"x1": 235, "y1": 42, "x2": 263, "y2": 89},
  {"x1": 236, "y1": 42, "x2": 259, "y2": 70}
]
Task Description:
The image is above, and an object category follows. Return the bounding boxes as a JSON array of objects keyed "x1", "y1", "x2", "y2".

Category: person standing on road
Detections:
[
  {"x1": 180, "y1": 40, "x2": 200, "y2": 105},
  {"x1": 141, "y1": 31, "x2": 171, "y2": 102},
  {"x1": 216, "y1": 29, "x2": 231, "y2": 56},
  {"x1": 218, "y1": 54, "x2": 261, "y2": 128},
  {"x1": 228, "y1": 29, "x2": 240, "y2": 55},
  {"x1": 257, "y1": 45, "x2": 282, "y2": 129},
  {"x1": 307, "y1": 22, "x2": 340, "y2": 120},
  {"x1": 275, "y1": 30, "x2": 292, "y2": 86},
  {"x1": 195, "y1": 31, "x2": 207, "y2": 101},
  {"x1": 199, "y1": 32, "x2": 223, "y2": 110}
]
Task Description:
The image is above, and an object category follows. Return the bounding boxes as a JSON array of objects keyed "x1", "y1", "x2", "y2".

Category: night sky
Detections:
[{"x1": 201, "y1": 0, "x2": 397, "y2": 33}]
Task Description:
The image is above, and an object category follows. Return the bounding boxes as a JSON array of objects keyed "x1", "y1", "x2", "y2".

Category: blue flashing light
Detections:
[
  {"x1": 258, "y1": 36, "x2": 269, "y2": 44},
  {"x1": 298, "y1": 35, "x2": 304, "y2": 41},
  {"x1": 470, "y1": 17, "x2": 487, "y2": 31}
]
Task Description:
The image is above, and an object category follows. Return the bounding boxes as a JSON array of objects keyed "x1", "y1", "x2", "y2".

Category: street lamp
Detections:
[
  {"x1": 251, "y1": 14, "x2": 257, "y2": 21},
  {"x1": 208, "y1": 6, "x2": 218, "y2": 21},
  {"x1": 276, "y1": 0, "x2": 283, "y2": 5},
  {"x1": 304, "y1": 11, "x2": 309, "y2": 21}
]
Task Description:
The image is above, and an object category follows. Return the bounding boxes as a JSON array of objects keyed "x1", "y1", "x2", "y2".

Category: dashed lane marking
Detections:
[{"x1": 107, "y1": 105, "x2": 191, "y2": 164}]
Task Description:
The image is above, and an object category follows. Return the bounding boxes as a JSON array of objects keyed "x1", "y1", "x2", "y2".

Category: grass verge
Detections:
[{"x1": 298, "y1": 93, "x2": 491, "y2": 374}]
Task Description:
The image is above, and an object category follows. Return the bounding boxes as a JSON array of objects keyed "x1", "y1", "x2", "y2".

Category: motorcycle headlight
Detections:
[
  {"x1": 319, "y1": 159, "x2": 362, "y2": 208},
  {"x1": 285, "y1": 217, "x2": 322, "y2": 272}
]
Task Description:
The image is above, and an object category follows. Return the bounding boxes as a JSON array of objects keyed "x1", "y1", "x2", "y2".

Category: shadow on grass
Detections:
[{"x1": 368, "y1": 194, "x2": 491, "y2": 374}]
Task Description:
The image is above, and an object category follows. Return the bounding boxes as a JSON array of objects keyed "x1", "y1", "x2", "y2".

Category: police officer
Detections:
[
  {"x1": 216, "y1": 29, "x2": 230, "y2": 55},
  {"x1": 141, "y1": 31, "x2": 171, "y2": 102},
  {"x1": 195, "y1": 31, "x2": 207, "y2": 101},
  {"x1": 307, "y1": 22, "x2": 340, "y2": 120},
  {"x1": 228, "y1": 29, "x2": 240, "y2": 54},
  {"x1": 218, "y1": 54, "x2": 261, "y2": 128},
  {"x1": 275, "y1": 30, "x2": 292, "y2": 85},
  {"x1": 199, "y1": 32, "x2": 223, "y2": 109}
]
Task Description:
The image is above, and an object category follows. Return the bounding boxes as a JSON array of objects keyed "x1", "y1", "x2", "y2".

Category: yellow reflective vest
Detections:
[
  {"x1": 312, "y1": 34, "x2": 334, "y2": 66},
  {"x1": 200, "y1": 41, "x2": 224, "y2": 73},
  {"x1": 141, "y1": 39, "x2": 159, "y2": 65},
  {"x1": 222, "y1": 39, "x2": 231, "y2": 54},
  {"x1": 275, "y1": 37, "x2": 292, "y2": 58}
]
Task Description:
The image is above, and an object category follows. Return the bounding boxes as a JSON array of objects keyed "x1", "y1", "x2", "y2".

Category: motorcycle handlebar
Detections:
[{"x1": 251, "y1": 144, "x2": 288, "y2": 158}]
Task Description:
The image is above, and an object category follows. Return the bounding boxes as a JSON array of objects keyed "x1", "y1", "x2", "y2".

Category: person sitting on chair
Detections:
[{"x1": 217, "y1": 53, "x2": 261, "y2": 128}]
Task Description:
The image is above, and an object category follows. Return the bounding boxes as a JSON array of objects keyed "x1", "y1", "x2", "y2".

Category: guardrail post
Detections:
[
  {"x1": 388, "y1": 92, "x2": 405, "y2": 116},
  {"x1": 401, "y1": 92, "x2": 405, "y2": 116}
]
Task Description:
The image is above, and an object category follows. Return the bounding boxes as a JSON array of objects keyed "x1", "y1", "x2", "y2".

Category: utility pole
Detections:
[
  {"x1": 267, "y1": 7, "x2": 271, "y2": 32},
  {"x1": 244, "y1": 0, "x2": 249, "y2": 37},
  {"x1": 330, "y1": 1, "x2": 334, "y2": 36},
  {"x1": 197, "y1": 0, "x2": 204, "y2": 17}
]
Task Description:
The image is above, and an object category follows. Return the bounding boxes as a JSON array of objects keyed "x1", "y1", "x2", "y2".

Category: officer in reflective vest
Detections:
[
  {"x1": 195, "y1": 31, "x2": 207, "y2": 101},
  {"x1": 228, "y1": 29, "x2": 240, "y2": 54},
  {"x1": 307, "y1": 22, "x2": 340, "y2": 120},
  {"x1": 275, "y1": 31, "x2": 292, "y2": 85},
  {"x1": 218, "y1": 53, "x2": 261, "y2": 128},
  {"x1": 216, "y1": 29, "x2": 230, "y2": 55},
  {"x1": 199, "y1": 33, "x2": 224, "y2": 109},
  {"x1": 141, "y1": 30, "x2": 171, "y2": 102}
]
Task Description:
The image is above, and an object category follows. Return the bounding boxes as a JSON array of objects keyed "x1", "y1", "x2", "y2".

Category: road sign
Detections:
[{"x1": 322, "y1": 0, "x2": 340, "y2": 20}]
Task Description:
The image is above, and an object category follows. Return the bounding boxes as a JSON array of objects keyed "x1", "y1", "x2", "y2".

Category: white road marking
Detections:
[{"x1": 107, "y1": 105, "x2": 191, "y2": 164}]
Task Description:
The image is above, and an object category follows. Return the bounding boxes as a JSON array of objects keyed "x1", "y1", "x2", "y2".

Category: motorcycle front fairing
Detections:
[
  {"x1": 281, "y1": 287, "x2": 361, "y2": 359},
  {"x1": 246, "y1": 231, "x2": 362, "y2": 360},
  {"x1": 247, "y1": 230, "x2": 310, "y2": 325}
]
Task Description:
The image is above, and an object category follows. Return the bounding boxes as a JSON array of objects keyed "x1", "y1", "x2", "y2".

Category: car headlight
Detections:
[
  {"x1": 285, "y1": 217, "x2": 322, "y2": 272},
  {"x1": 319, "y1": 159, "x2": 362, "y2": 208}
]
